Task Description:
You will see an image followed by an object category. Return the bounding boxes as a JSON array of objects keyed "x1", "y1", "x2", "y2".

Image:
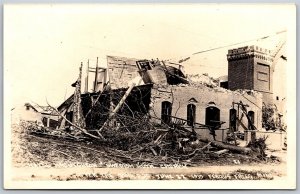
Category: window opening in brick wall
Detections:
[
  {"x1": 205, "y1": 105, "x2": 220, "y2": 129},
  {"x1": 187, "y1": 104, "x2": 196, "y2": 126},
  {"x1": 229, "y1": 108, "x2": 237, "y2": 131},
  {"x1": 161, "y1": 101, "x2": 172, "y2": 124},
  {"x1": 248, "y1": 111, "x2": 255, "y2": 130}
]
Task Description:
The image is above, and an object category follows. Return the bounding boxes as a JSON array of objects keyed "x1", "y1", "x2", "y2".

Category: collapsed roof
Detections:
[{"x1": 106, "y1": 55, "x2": 188, "y2": 89}]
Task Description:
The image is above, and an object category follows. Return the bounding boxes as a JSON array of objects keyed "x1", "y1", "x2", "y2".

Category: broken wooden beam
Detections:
[
  {"x1": 72, "y1": 62, "x2": 86, "y2": 129},
  {"x1": 98, "y1": 78, "x2": 142, "y2": 132},
  {"x1": 93, "y1": 57, "x2": 99, "y2": 92},
  {"x1": 199, "y1": 138, "x2": 252, "y2": 154},
  {"x1": 213, "y1": 149, "x2": 229, "y2": 157},
  {"x1": 150, "y1": 147, "x2": 158, "y2": 156},
  {"x1": 46, "y1": 103, "x2": 104, "y2": 140}
]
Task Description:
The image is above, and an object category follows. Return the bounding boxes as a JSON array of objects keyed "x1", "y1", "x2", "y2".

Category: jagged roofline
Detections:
[
  {"x1": 56, "y1": 84, "x2": 154, "y2": 111},
  {"x1": 57, "y1": 94, "x2": 74, "y2": 111}
]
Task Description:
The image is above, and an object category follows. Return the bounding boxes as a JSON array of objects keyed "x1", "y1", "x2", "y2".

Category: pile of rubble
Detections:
[
  {"x1": 22, "y1": 114, "x2": 276, "y2": 165},
  {"x1": 187, "y1": 73, "x2": 219, "y2": 88}
]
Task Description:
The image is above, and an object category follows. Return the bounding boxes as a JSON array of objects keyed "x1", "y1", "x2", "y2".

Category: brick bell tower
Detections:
[{"x1": 227, "y1": 45, "x2": 274, "y2": 104}]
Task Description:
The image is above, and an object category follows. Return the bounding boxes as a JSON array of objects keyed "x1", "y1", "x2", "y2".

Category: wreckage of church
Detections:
[
  {"x1": 50, "y1": 37, "x2": 289, "y2": 152},
  {"x1": 55, "y1": 45, "x2": 288, "y2": 148}
]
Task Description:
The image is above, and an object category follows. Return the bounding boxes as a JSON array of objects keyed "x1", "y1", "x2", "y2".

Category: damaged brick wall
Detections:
[
  {"x1": 146, "y1": 66, "x2": 168, "y2": 85},
  {"x1": 107, "y1": 56, "x2": 141, "y2": 89},
  {"x1": 149, "y1": 84, "x2": 263, "y2": 142}
]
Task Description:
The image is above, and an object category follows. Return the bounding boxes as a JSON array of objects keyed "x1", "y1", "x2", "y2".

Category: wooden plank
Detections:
[
  {"x1": 236, "y1": 115, "x2": 248, "y2": 131},
  {"x1": 85, "y1": 59, "x2": 89, "y2": 93},
  {"x1": 93, "y1": 57, "x2": 99, "y2": 92},
  {"x1": 199, "y1": 138, "x2": 252, "y2": 154},
  {"x1": 89, "y1": 67, "x2": 107, "y2": 70}
]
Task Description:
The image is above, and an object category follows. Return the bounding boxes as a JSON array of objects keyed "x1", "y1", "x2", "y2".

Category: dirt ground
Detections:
[
  {"x1": 10, "y1": 123, "x2": 287, "y2": 181},
  {"x1": 12, "y1": 162, "x2": 286, "y2": 181}
]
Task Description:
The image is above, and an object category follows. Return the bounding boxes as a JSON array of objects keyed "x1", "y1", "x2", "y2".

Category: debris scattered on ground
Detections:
[
  {"x1": 12, "y1": 120, "x2": 282, "y2": 168},
  {"x1": 247, "y1": 136, "x2": 269, "y2": 161}
]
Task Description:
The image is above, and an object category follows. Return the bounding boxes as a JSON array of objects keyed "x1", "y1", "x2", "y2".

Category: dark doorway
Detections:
[
  {"x1": 248, "y1": 111, "x2": 255, "y2": 130},
  {"x1": 187, "y1": 104, "x2": 196, "y2": 126},
  {"x1": 205, "y1": 106, "x2": 220, "y2": 128},
  {"x1": 161, "y1": 101, "x2": 172, "y2": 124},
  {"x1": 229, "y1": 108, "x2": 237, "y2": 131},
  {"x1": 66, "y1": 111, "x2": 73, "y2": 126},
  {"x1": 220, "y1": 81, "x2": 228, "y2": 89}
]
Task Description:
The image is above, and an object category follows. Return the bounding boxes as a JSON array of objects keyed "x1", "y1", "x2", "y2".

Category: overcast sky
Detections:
[{"x1": 4, "y1": 4, "x2": 294, "y2": 107}]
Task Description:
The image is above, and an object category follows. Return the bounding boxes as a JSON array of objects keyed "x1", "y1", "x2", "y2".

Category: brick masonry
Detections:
[
  {"x1": 107, "y1": 55, "x2": 142, "y2": 89},
  {"x1": 106, "y1": 55, "x2": 264, "y2": 142},
  {"x1": 147, "y1": 66, "x2": 168, "y2": 85},
  {"x1": 228, "y1": 57, "x2": 254, "y2": 90},
  {"x1": 227, "y1": 45, "x2": 274, "y2": 104},
  {"x1": 149, "y1": 84, "x2": 263, "y2": 142}
]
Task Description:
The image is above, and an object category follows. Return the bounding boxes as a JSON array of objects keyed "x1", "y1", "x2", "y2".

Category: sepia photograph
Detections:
[{"x1": 3, "y1": 3, "x2": 296, "y2": 189}]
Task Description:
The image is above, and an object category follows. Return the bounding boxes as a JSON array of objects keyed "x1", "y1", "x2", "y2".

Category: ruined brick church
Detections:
[{"x1": 57, "y1": 42, "x2": 286, "y2": 144}]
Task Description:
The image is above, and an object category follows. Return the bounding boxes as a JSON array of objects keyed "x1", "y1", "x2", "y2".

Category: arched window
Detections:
[
  {"x1": 229, "y1": 108, "x2": 237, "y2": 131},
  {"x1": 161, "y1": 101, "x2": 172, "y2": 124},
  {"x1": 248, "y1": 111, "x2": 255, "y2": 130},
  {"x1": 205, "y1": 105, "x2": 220, "y2": 128},
  {"x1": 187, "y1": 104, "x2": 196, "y2": 126}
]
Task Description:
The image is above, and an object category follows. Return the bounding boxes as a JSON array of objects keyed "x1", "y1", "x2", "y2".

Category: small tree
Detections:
[{"x1": 262, "y1": 104, "x2": 286, "y2": 131}]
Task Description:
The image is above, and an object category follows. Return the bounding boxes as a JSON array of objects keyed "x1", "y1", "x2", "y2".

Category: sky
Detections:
[{"x1": 4, "y1": 4, "x2": 294, "y2": 107}]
